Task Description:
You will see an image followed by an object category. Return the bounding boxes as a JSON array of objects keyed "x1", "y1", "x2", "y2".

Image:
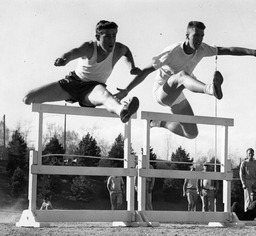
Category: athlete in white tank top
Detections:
[{"x1": 75, "y1": 41, "x2": 114, "y2": 83}]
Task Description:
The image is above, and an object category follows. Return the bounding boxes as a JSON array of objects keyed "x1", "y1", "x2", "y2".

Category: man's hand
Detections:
[
  {"x1": 114, "y1": 88, "x2": 128, "y2": 101},
  {"x1": 54, "y1": 57, "x2": 67, "y2": 66},
  {"x1": 130, "y1": 67, "x2": 142, "y2": 75}
]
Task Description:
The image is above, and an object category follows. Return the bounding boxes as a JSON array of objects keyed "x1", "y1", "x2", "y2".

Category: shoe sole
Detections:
[
  {"x1": 121, "y1": 97, "x2": 139, "y2": 123},
  {"x1": 213, "y1": 71, "x2": 223, "y2": 100}
]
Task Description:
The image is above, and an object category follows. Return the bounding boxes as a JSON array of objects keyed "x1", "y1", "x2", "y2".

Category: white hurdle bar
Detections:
[
  {"x1": 16, "y1": 103, "x2": 139, "y2": 227},
  {"x1": 135, "y1": 111, "x2": 239, "y2": 226}
]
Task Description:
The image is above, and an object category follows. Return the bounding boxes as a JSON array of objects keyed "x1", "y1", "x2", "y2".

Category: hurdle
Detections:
[
  {"x1": 16, "y1": 104, "x2": 243, "y2": 227},
  {"x1": 16, "y1": 103, "x2": 141, "y2": 227},
  {"x1": 135, "y1": 111, "x2": 243, "y2": 227}
]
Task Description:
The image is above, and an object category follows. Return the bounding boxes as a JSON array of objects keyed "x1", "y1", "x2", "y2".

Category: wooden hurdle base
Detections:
[
  {"x1": 16, "y1": 209, "x2": 159, "y2": 228},
  {"x1": 16, "y1": 210, "x2": 50, "y2": 228},
  {"x1": 112, "y1": 211, "x2": 160, "y2": 227},
  {"x1": 208, "y1": 212, "x2": 245, "y2": 227}
]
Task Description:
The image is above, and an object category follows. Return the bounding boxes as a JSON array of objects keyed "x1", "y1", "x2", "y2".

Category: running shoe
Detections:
[
  {"x1": 213, "y1": 71, "x2": 223, "y2": 100},
  {"x1": 120, "y1": 97, "x2": 139, "y2": 123}
]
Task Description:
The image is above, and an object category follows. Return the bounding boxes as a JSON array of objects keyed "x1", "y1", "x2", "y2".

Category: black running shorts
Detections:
[{"x1": 59, "y1": 71, "x2": 106, "y2": 107}]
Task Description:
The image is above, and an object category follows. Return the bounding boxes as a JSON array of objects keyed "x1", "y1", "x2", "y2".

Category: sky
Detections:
[{"x1": 1, "y1": 0, "x2": 256, "y2": 164}]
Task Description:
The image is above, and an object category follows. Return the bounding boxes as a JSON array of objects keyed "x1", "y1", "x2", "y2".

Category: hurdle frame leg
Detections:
[{"x1": 16, "y1": 150, "x2": 49, "y2": 227}]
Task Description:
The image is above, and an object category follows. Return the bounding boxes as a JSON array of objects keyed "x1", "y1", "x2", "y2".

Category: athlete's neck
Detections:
[
  {"x1": 97, "y1": 46, "x2": 110, "y2": 62},
  {"x1": 183, "y1": 42, "x2": 195, "y2": 55}
]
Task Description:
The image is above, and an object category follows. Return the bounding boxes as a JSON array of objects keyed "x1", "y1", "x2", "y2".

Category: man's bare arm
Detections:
[
  {"x1": 217, "y1": 46, "x2": 256, "y2": 56},
  {"x1": 115, "y1": 65, "x2": 156, "y2": 100},
  {"x1": 54, "y1": 42, "x2": 93, "y2": 66}
]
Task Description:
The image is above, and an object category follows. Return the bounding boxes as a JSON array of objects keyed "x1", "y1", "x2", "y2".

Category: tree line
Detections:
[{"x1": 1, "y1": 128, "x2": 244, "y2": 210}]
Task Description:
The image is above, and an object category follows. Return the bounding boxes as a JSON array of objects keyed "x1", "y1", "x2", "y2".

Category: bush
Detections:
[
  {"x1": 9, "y1": 167, "x2": 26, "y2": 196},
  {"x1": 70, "y1": 176, "x2": 95, "y2": 202},
  {"x1": 163, "y1": 178, "x2": 183, "y2": 202}
]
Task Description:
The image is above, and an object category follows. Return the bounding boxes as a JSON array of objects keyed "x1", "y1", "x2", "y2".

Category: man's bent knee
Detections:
[
  {"x1": 186, "y1": 131, "x2": 198, "y2": 139},
  {"x1": 184, "y1": 124, "x2": 198, "y2": 139}
]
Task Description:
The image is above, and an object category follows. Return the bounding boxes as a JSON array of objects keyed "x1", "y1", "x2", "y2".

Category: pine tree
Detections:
[
  {"x1": 171, "y1": 146, "x2": 193, "y2": 170},
  {"x1": 38, "y1": 135, "x2": 64, "y2": 200},
  {"x1": 6, "y1": 130, "x2": 28, "y2": 176},
  {"x1": 108, "y1": 133, "x2": 136, "y2": 167},
  {"x1": 43, "y1": 134, "x2": 65, "y2": 165},
  {"x1": 75, "y1": 133, "x2": 101, "y2": 167},
  {"x1": 9, "y1": 167, "x2": 26, "y2": 196},
  {"x1": 163, "y1": 146, "x2": 193, "y2": 202}
]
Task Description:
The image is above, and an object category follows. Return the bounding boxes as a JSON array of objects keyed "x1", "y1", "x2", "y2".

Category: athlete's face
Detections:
[
  {"x1": 97, "y1": 28, "x2": 117, "y2": 53},
  {"x1": 186, "y1": 27, "x2": 204, "y2": 50},
  {"x1": 247, "y1": 149, "x2": 254, "y2": 161}
]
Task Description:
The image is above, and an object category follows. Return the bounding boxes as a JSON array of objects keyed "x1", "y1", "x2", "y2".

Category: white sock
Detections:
[
  {"x1": 204, "y1": 84, "x2": 214, "y2": 96},
  {"x1": 150, "y1": 120, "x2": 161, "y2": 127}
]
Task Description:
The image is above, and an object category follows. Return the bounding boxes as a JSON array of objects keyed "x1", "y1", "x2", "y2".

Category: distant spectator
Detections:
[
  {"x1": 107, "y1": 175, "x2": 125, "y2": 210},
  {"x1": 240, "y1": 148, "x2": 256, "y2": 211},
  {"x1": 198, "y1": 163, "x2": 219, "y2": 212},
  {"x1": 183, "y1": 165, "x2": 199, "y2": 211},
  {"x1": 40, "y1": 196, "x2": 53, "y2": 210},
  {"x1": 232, "y1": 191, "x2": 256, "y2": 220}
]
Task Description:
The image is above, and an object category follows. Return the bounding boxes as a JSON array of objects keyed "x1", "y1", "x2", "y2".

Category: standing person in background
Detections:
[
  {"x1": 240, "y1": 148, "x2": 256, "y2": 211},
  {"x1": 107, "y1": 175, "x2": 125, "y2": 210},
  {"x1": 183, "y1": 165, "x2": 199, "y2": 211},
  {"x1": 198, "y1": 163, "x2": 219, "y2": 212}
]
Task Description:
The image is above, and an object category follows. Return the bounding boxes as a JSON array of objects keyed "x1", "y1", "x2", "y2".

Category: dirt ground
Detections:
[{"x1": 1, "y1": 211, "x2": 256, "y2": 236}]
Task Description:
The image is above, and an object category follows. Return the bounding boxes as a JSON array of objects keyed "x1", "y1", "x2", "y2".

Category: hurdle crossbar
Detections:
[
  {"x1": 32, "y1": 103, "x2": 137, "y2": 118},
  {"x1": 141, "y1": 111, "x2": 233, "y2": 126},
  {"x1": 137, "y1": 110, "x2": 234, "y2": 226}
]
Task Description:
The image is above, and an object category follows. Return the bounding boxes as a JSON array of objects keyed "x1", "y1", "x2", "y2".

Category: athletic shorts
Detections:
[
  {"x1": 58, "y1": 71, "x2": 106, "y2": 107},
  {"x1": 153, "y1": 82, "x2": 186, "y2": 107}
]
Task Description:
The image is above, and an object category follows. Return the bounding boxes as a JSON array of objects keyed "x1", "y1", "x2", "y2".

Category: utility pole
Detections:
[
  {"x1": 63, "y1": 104, "x2": 67, "y2": 152},
  {"x1": 3, "y1": 114, "x2": 6, "y2": 149}
]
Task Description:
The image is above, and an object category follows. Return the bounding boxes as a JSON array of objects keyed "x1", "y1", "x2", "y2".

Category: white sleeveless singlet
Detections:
[{"x1": 75, "y1": 41, "x2": 114, "y2": 83}]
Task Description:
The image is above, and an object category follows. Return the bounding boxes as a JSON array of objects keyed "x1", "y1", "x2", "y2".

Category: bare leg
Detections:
[
  {"x1": 24, "y1": 82, "x2": 139, "y2": 123},
  {"x1": 23, "y1": 82, "x2": 72, "y2": 104},
  {"x1": 161, "y1": 98, "x2": 198, "y2": 139},
  {"x1": 153, "y1": 72, "x2": 200, "y2": 139},
  {"x1": 85, "y1": 85, "x2": 139, "y2": 122},
  {"x1": 85, "y1": 84, "x2": 124, "y2": 114}
]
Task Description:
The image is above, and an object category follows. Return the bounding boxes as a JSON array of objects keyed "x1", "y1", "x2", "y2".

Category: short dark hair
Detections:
[
  {"x1": 187, "y1": 21, "x2": 206, "y2": 31},
  {"x1": 246, "y1": 148, "x2": 254, "y2": 153},
  {"x1": 96, "y1": 20, "x2": 118, "y2": 35}
]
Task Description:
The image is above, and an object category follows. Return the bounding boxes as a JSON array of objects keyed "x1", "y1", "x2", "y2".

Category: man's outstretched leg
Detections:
[
  {"x1": 86, "y1": 85, "x2": 139, "y2": 123},
  {"x1": 23, "y1": 82, "x2": 73, "y2": 104},
  {"x1": 151, "y1": 71, "x2": 224, "y2": 138}
]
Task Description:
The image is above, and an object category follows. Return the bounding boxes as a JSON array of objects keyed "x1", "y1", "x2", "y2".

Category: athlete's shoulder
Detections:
[
  {"x1": 200, "y1": 42, "x2": 217, "y2": 51},
  {"x1": 162, "y1": 42, "x2": 182, "y2": 53},
  {"x1": 114, "y1": 42, "x2": 128, "y2": 54},
  {"x1": 77, "y1": 40, "x2": 95, "y2": 58}
]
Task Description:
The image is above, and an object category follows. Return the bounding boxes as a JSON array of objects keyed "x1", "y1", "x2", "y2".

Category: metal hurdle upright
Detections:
[
  {"x1": 136, "y1": 111, "x2": 243, "y2": 227},
  {"x1": 16, "y1": 103, "x2": 139, "y2": 227}
]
